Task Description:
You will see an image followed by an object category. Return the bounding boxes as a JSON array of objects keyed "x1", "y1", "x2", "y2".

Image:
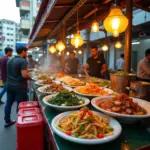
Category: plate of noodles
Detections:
[
  {"x1": 63, "y1": 78, "x2": 85, "y2": 88},
  {"x1": 91, "y1": 94, "x2": 150, "y2": 123},
  {"x1": 51, "y1": 108, "x2": 122, "y2": 144},
  {"x1": 34, "y1": 78, "x2": 53, "y2": 86},
  {"x1": 73, "y1": 83, "x2": 113, "y2": 97}
]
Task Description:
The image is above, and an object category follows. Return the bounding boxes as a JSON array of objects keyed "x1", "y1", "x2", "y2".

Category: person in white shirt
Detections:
[
  {"x1": 137, "y1": 49, "x2": 150, "y2": 82},
  {"x1": 116, "y1": 54, "x2": 124, "y2": 71}
]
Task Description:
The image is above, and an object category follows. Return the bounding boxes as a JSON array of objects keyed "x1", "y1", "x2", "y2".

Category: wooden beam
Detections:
[
  {"x1": 47, "y1": 0, "x2": 88, "y2": 38},
  {"x1": 124, "y1": 0, "x2": 133, "y2": 72},
  {"x1": 133, "y1": 0, "x2": 150, "y2": 12}
]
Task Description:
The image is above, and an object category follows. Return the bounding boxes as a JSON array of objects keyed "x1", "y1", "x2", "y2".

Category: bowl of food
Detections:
[
  {"x1": 73, "y1": 83, "x2": 113, "y2": 97},
  {"x1": 34, "y1": 78, "x2": 53, "y2": 87},
  {"x1": 32, "y1": 73, "x2": 49, "y2": 81},
  {"x1": 63, "y1": 78, "x2": 85, "y2": 88},
  {"x1": 91, "y1": 94, "x2": 150, "y2": 123},
  {"x1": 37, "y1": 83, "x2": 72, "y2": 94},
  {"x1": 43, "y1": 91, "x2": 90, "y2": 111},
  {"x1": 51, "y1": 108, "x2": 122, "y2": 144}
]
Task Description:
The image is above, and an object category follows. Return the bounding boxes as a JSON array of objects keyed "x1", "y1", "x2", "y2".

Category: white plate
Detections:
[
  {"x1": 73, "y1": 86, "x2": 113, "y2": 97},
  {"x1": 52, "y1": 111, "x2": 122, "y2": 145},
  {"x1": 37, "y1": 85, "x2": 73, "y2": 94},
  {"x1": 91, "y1": 96, "x2": 150, "y2": 123},
  {"x1": 43, "y1": 94, "x2": 90, "y2": 112}
]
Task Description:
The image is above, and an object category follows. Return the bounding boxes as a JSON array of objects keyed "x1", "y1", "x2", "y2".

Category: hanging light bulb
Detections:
[
  {"x1": 73, "y1": 50, "x2": 77, "y2": 54},
  {"x1": 91, "y1": 21, "x2": 100, "y2": 32},
  {"x1": 66, "y1": 52, "x2": 70, "y2": 56},
  {"x1": 56, "y1": 41, "x2": 65, "y2": 52},
  {"x1": 58, "y1": 52, "x2": 61, "y2": 55},
  {"x1": 104, "y1": 6, "x2": 128, "y2": 37},
  {"x1": 102, "y1": 44, "x2": 109, "y2": 51},
  {"x1": 115, "y1": 41, "x2": 122, "y2": 49},
  {"x1": 49, "y1": 45, "x2": 56, "y2": 53},
  {"x1": 78, "y1": 50, "x2": 82, "y2": 54},
  {"x1": 71, "y1": 31, "x2": 84, "y2": 48}
]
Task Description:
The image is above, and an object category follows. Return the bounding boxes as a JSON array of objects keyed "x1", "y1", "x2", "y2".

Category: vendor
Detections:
[
  {"x1": 27, "y1": 55, "x2": 39, "y2": 69},
  {"x1": 65, "y1": 51, "x2": 81, "y2": 74},
  {"x1": 85, "y1": 46, "x2": 108, "y2": 79},
  {"x1": 137, "y1": 49, "x2": 150, "y2": 82}
]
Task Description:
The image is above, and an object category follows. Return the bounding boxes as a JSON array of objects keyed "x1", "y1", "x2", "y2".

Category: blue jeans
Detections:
[
  {"x1": 0, "y1": 81, "x2": 6, "y2": 100},
  {"x1": 4, "y1": 88, "x2": 28, "y2": 123}
]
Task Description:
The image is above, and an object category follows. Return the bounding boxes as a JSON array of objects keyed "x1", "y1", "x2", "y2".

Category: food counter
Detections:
[{"x1": 30, "y1": 79, "x2": 150, "y2": 150}]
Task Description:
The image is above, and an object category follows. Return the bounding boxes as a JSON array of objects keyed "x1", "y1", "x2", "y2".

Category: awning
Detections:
[{"x1": 28, "y1": 0, "x2": 150, "y2": 48}]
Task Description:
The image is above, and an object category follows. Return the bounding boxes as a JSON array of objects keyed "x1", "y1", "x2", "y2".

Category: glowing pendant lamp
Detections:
[
  {"x1": 56, "y1": 41, "x2": 65, "y2": 52},
  {"x1": 115, "y1": 41, "x2": 122, "y2": 48},
  {"x1": 104, "y1": 6, "x2": 128, "y2": 37},
  {"x1": 78, "y1": 50, "x2": 82, "y2": 54},
  {"x1": 71, "y1": 11, "x2": 84, "y2": 48},
  {"x1": 71, "y1": 31, "x2": 84, "y2": 48},
  {"x1": 49, "y1": 45, "x2": 56, "y2": 53},
  {"x1": 91, "y1": 21, "x2": 100, "y2": 32},
  {"x1": 102, "y1": 44, "x2": 109, "y2": 51}
]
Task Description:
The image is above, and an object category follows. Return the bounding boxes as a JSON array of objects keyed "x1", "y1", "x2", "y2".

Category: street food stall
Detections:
[{"x1": 26, "y1": 0, "x2": 150, "y2": 150}]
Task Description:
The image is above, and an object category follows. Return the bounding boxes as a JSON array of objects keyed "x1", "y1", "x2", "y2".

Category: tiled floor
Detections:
[{"x1": 0, "y1": 88, "x2": 16, "y2": 150}]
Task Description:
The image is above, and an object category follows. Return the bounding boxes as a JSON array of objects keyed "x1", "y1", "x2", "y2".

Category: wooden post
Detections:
[
  {"x1": 124, "y1": 0, "x2": 133, "y2": 72},
  {"x1": 61, "y1": 23, "x2": 66, "y2": 72}
]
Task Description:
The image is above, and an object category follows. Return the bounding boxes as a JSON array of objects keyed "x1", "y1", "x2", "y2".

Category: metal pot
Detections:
[
  {"x1": 128, "y1": 81, "x2": 150, "y2": 101},
  {"x1": 110, "y1": 73, "x2": 129, "y2": 93}
]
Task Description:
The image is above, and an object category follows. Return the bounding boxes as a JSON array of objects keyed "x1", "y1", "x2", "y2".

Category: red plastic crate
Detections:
[
  {"x1": 18, "y1": 107, "x2": 40, "y2": 116},
  {"x1": 16, "y1": 114, "x2": 44, "y2": 150},
  {"x1": 18, "y1": 101, "x2": 39, "y2": 110}
]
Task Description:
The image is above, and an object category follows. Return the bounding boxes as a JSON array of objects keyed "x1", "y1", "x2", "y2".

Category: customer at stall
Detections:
[
  {"x1": 85, "y1": 46, "x2": 108, "y2": 79},
  {"x1": 0, "y1": 47, "x2": 13, "y2": 104},
  {"x1": 116, "y1": 54, "x2": 124, "y2": 71},
  {"x1": 4, "y1": 46, "x2": 31, "y2": 127},
  {"x1": 65, "y1": 51, "x2": 81, "y2": 74},
  {"x1": 137, "y1": 49, "x2": 150, "y2": 82},
  {"x1": 27, "y1": 55, "x2": 39, "y2": 68}
]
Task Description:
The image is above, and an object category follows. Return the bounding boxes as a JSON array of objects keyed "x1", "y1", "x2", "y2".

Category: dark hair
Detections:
[
  {"x1": 120, "y1": 54, "x2": 124, "y2": 58},
  {"x1": 91, "y1": 45, "x2": 98, "y2": 50},
  {"x1": 28, "y1": 55, "x2": 32, "y2": 58},
  {"x1": 16, "y1": 46, "x2": 27, "y2": 54},
  {"x1": 4, "y1": 47, "x2": 13, "y2": 54},
  {"x1": 70, "y1": 51, "x2": 75, "y2": 55},
  {"x1": 145, "y1": 49, "x2": 150, "y2": 56}
]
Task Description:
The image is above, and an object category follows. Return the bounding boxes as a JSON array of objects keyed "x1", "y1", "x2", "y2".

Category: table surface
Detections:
[{"x1": 32, "y1": 82, "x2": 150, "y2": 150}]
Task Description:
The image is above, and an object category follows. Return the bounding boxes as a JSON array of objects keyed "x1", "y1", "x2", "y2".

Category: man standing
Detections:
[
  {"x1": 116, "y1": 54, "x2": 124, "y2": 71},
  {"x1": 85, "y1": 46, "x2": 108, "y2": 78},
  {"x1": 4, "y1": 47, "x2": 30, "y2": 127},
  {"x1": 137, "y1": 49, "x2": 150, "y2": 82},
  {"x1": 65, "y1": 51, "x2": 81, "y2": 74},
  {"x1": 27, "y1": 55, "x2": 39, "y2": 68},
  {"x1": 0, "y1": 47, "x2": 13, "y2": 104}
]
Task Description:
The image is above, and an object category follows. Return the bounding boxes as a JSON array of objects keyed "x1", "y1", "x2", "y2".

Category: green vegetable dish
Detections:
[{"x1": 48, "y1": 91, "x2": 84, "y2": 106}]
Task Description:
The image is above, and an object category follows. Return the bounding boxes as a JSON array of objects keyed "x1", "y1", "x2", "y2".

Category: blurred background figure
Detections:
[
  {"x1": 0, "y1": 47, "x2": 13, "y2": 104},
  {"x1": 65, "y1": 51, "x2": 82, "y2": 74},
  {"x1": 27, "y1": 55, "x2": 39, "y2": 69},
  {"x1": 116, "y1": 54, "x2": 124, "y2": 71},
  {"x1": 137, "y1": 49, "x2": 150, "y2": 82}
]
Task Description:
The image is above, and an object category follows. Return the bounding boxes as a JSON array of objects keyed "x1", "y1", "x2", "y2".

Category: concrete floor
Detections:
[{"x1": 0, "y1": 88, "x2": 16, "y2": 150}]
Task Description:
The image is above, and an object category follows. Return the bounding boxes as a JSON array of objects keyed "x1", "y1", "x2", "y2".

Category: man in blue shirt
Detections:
[{"x1": 4, "y1": 47, "x2": 31, "y2": 127}]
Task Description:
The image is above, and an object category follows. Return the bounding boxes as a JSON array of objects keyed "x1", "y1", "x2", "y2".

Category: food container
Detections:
[
  {"x1": 110, "y1": 73, "x2": 129, "y2": 93},
  {"x1": 16, "y1": 114, "x2": 44, "y2": 150},
  {"x1": 128, "y1": 81, "x2": 150, "y2": 102},
  {"x1": 18, "y1": 107, "x2": 40, "y2": 116},
  {"x1": 18, "y1": 101, "x2": 39, "y2": 110}
]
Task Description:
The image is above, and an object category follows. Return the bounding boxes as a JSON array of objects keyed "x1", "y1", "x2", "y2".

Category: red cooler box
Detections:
[
  {"x1": 19, "y1": 101, "x2": 39, "y2": 110},
  {"x1": 16, "y1": 114, "x2": 44, "y2": 150},
  {"x1": 18, "y1": 107, "x2": 40, "y2": 116}
]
